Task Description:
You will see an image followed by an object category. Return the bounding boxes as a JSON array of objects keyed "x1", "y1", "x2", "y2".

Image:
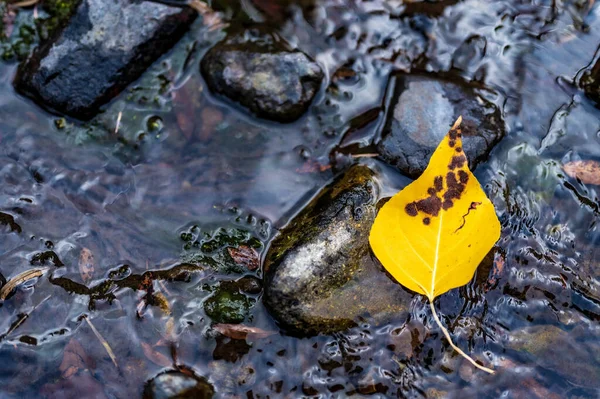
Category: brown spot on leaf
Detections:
[
  {"x1": 449, "y1": 128, "x2": 458, "y2": 141},
  {"x1": 434, "y1": 176, "x2": 443, "y2": 192},
  {"x1": 448, "y1": 140, "x2": 455, "y2": 148},
  {"x1": 458, "y1": 170, "x2": 469, "y2": 184},
  {"x1": 427, "y1": 187, "x2": 436, "y2": 195},
  {"x1": 423, "y1": 217, "x2": 430, "y2": 225},
  {"x1": 442, "y1": 199, "x2": 453, "y2": 210},
  {"x1": 448, "y1": 155, "x2": 467, "y2": 170},
  {"x1": 405, "y1": 202, "x2": 418, "y2": 217},
  {"x1": 455, "y1": 147, "x2": 462, "y2": 152},
  {"x1": 415, "y1": 195, "x2": 442, "y2": 217},
  {"x1": 444, "y1": 171, "x2": 466, "y2": 202}
]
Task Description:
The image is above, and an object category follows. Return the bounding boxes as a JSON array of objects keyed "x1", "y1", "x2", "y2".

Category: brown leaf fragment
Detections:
[
  {"x1": 212, "y1": 324, "x2": 276, "y2": 340},
  {"x1": 59, "y1": 338, "x2": 95, "y2": 379},
  {"x1": 141, "y1": 342, "x2": 172, "y2": 368},
  {"x1": 78, "y1": 247, "x2": 95, "y2": 284},
  {"x1": 227, "y1": 245, "x2": 260, "y2": 271},
  {"x1": 0, "y1": 268, "x2": 45, "y2": 300},
  {"x1": 562, "y1": 160, "x2": 600, "y2": 185},
  {"x1": 154, "y1": 292, "x2": 171, "y2": 315},
  {"x1": 296, "y1": 159, "x2": 332, "y2": 174},
  {"x1": 485, "y1": 252, "x2": 505, "y2": 291}
]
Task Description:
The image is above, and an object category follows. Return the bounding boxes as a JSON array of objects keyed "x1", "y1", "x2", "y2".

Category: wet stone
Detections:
[
  {"x1": 508, "y1": 324, "x2": 600, "y2": 387},
  {"x1": 144, "y1": 370, "x2": 214, "y2": 399},
  {"x1": 13, "y1": 0, "x2": 197, "y2": 120},
  {"x1": 263, "y1": 165, "x2": 411, "y2": 336},
  {"x1": 200, "y1": 29, "x2": 324, "y2": 122},
  {"x1": 581, "y1": 59, "x2": 600, "y2": 104},
  {"x1": 377, "y1": 75, "x2": 505, "y2": 179}
]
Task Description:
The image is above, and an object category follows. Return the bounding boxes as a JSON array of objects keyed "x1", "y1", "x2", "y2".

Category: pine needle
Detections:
[{"x1": 83, "y1": 315, "x2": 118, "y2": 368}]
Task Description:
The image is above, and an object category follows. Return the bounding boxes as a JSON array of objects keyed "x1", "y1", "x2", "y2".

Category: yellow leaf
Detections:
[{"x1": 370, "y1": 116, "x2": 501, "y2": 374}]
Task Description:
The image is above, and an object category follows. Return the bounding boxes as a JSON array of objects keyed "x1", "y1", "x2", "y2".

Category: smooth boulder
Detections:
[
  {"x1": 14, "y1": 0, "x2": 196, "y2": 120},
  {"x1": 377, "y1": 75, "x2": 505, "y2": 178},
  {"x1": 200, "y1": 30, "x2": 323, "y2": 122},
  {"x1": 263, "y1": 165, "x2": 411, "y2": 336}
]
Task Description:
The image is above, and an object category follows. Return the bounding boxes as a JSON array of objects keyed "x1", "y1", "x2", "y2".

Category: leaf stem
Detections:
[{"x1": 429, "y1": 300, "x2": 495, "y2": 374}]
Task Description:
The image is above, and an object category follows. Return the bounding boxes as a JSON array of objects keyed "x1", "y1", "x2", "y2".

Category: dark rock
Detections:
[
  {"x1": 0, "y1": 212, "x2": 21, "y2": 233},
  {"x1": 263, "y1": 165, "x2": 411, "y2": 336},
  {"x1": 144, "y1": 370, "x2": 214, "y2": 399},
  {"x1": 377, "y1": 75, "x2": 505, "y2": 179},
  {"x1": 581, "y1": 60, "x2": 600, "y2": 104},
  {"x1": 200, "y1": 30, "x2": 323, "y2": 122},
  {"x1": 13, "y1": 0, "x2": 197, "y2": 120}
]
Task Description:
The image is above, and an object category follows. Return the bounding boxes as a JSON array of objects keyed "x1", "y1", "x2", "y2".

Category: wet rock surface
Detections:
[
  {"x1": 13, "y1": 0, "x2": 196, "y2": 120},
  {"x1": 144, "y1": 370, "x2": 214, "y2": 399},
  {"x1": 580, "y1": 59, "x2": 600, "y2": 104},
  {"x1": 508, "y1": 325, "x2": 600, "y2": 387},
  {"x1": 200, "y1": 30, "x2": 324, "y2": 122},
  {"x1": 263, "y1": 165, "x2": 411, "y2": 335},
  {"x1": 377, "y1": 75, "x2": 505, "y2": 178}
]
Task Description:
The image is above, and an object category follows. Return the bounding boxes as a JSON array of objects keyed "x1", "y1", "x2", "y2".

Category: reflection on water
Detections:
[{"x1": 0, "y1": 0, "x2": 600, "y2": 397}]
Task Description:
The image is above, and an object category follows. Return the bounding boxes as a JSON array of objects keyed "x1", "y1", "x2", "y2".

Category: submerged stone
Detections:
[
  {"x1": 13, "y1": 0, "x2": 196, "y2": 120},
  {"x1": 144, "y1": 370, "x2": 214, "y2": 399},
  {"x1": 581, "y1": 60, "x2": 600, "y2": 104},
  {"x1": 508, "y1": 324, "x2": 600, "y2": 387},
  {"x1": 377, "y1": 75, "x2": 505, "y2": 179},
  {"x1": 200, "y1": 30, "x2": 323, "y2": 122},
  {"x1": 263, "y1": 165, "x2": 411, "y2": 336}
]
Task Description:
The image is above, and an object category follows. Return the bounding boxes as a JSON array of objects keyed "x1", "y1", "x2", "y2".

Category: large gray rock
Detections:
[
  {"x1": 377, "y1": 75, "x2": 505, "y2": 178},
  {"x1": 144, "y1": 370, "x2": 214, "y2": 399},
  {"x1": 200, "y1": 30, "x2": 323, "y2": 122},
  {"x1": 263, "y1": 165, "x2": 411, "y2": 336},
  {"x1": 14, "y1": 0, "x2": 197, "y2": 120}
]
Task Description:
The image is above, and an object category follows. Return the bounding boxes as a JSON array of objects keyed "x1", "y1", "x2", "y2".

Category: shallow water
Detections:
[{"x1": 1, "y1": 0, "x2": 600, "y2": 397}]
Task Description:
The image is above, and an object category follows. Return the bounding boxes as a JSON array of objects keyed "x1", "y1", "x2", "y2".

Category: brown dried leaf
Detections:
[
  {"x1": 59, "y1": 338, "x2": 95, "y2": 379},
  {"x1": 141, "y1": 342, "x2": 172, "y2": 367},
  {"x1": 213, "y1": 324, "x2": 276, "y2": 340},
  {"x1": 0, "y1": 268, "x2": 45, "y2": 300},
  {"x1": 562, "y1": 160, "x2": 600, "y2": 185},
  {"x1": 78, "y1": 247, "x2": 95, "y2": 284},
  {"x1": 227, "y1": 245, "x2": 260, "y2": 271},
  {"x1": 154, "y1": 292, "x2": 171, "y2": 315},
  {"x1": 199, "y1": 107, "x2": 223, "y2": 142}
]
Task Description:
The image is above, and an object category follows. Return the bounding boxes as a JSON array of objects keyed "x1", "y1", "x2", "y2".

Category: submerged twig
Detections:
[
  {"x1": 114, "y1": 111, "x2": 122, "y2": 135},
  {"x1": 83, "y1": 315, "x2": 118, "y2": 368},
  {"x1": 0, "y1": 268, "x2": 46, "y2": 300},
  {"x1": 8, "y1": 0, "x2": 39, "y2": 9},
  {"x1": 0, "y1": 295, "x2": 51, "y2": 341},
  {"x1": 429, "y1": 301, "x2": 494, "y2": 374},
  {"x1": 351, "y1": 153, "x2": 379, "y2": 159}
]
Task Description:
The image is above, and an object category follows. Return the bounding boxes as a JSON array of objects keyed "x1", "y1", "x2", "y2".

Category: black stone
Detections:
[
  {"x1": 14, "y1": 0, "x2": 197, "y2": 120},
  {"x1": 377, "y1": 75, "x2": 505, "y2": 178},
  {"x1": 581, "y1": 59, "x2": 600, "y2": 104},
  {"x1": 144, "y1": 370, "x2": 214, "y2": 399},
  {"x1": 263, "y1": 165, "x2": 411, "y2": 336},
  {"x1": 200, "y1": 30, "x2": 324, "y2": 122}
]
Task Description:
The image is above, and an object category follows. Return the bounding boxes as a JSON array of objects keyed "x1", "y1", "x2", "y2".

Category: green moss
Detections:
[
  {"x1": 0, "y1": 0, "x2": 80, "y2": 61},
  {"x1": 179, "y1": 224, "x2": 263, "y2": 274},
  {"x1": 203, "y1": 286, "x2": 253, "y2": 324}
]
